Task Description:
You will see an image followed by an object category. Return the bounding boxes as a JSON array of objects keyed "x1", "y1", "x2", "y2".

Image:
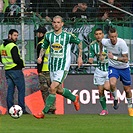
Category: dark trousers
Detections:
[{"x1": 5, "y1": 70, "x2": 26, "y2": 112}]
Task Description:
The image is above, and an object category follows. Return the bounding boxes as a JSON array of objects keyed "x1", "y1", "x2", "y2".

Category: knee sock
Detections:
[
  {"x1": 126, "y1": 97, "x2": 133, "y2": 108},
  {"x1": 62, "y1": 88, "x2": 76, "y2": 102},
  {"x1": 100, "y1": 96, "x2": 107, "y2": 110},
  {"x1": 43, "y1": 94, "x2": 56, "y2": 113}
]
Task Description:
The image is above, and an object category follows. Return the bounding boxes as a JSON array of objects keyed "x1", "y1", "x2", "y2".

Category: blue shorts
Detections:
[{"x1": 108, "y1": 66, "x2": 131, "y2": 86}]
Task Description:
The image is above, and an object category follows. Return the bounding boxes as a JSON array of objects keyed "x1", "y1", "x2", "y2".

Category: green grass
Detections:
[{"x1": 0, "y1": 114, "x2": 133, "y2": 133}]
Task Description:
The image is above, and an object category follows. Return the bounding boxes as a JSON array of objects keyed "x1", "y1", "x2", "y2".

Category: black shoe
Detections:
[
  {"x1": 23, "y1": 111, "x2": 29, "y2": 114},
  {"x1": 113, "y1": 100, "x2": 119, "y2": 110}
]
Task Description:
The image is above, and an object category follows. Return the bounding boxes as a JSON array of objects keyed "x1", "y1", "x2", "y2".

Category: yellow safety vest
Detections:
[
  {"x1": 0, "y1": 43, "x2": 23, "y2": 70},
  {"x1": 38, "y1": 39, "x2": 49, "y2": 71}
]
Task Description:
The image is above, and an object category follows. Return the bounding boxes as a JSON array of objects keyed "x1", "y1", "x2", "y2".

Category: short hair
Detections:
[
  {"x1": 109, "y1": 27, "x2": 117, "y2": 33},
  {"x1": 94, "y1": 28, "x2": 103, "y2": 34},
  {"x1": 53, "y1": 15, "x2": 64, "y2": 22},
  {"x1": 8, "y1": 29, "x2": 18, "y2": 35}
]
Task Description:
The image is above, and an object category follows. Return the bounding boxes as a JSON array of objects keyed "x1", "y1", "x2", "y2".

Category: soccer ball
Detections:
[{"x1": 9, "y1": 105, "x2": 23, "y2": 119}]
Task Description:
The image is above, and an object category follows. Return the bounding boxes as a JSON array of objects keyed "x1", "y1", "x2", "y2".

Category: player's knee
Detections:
[
  {"x1": 49, "y1": 87, "x2": 56, "y2": 94},
  {"x1": 99, "y1": 90, "x2": 104, "y2": 96},
  {"x1": 56, "y1": 88, "x2": 63, "y2": 95},
  {"x1": 103, "y1": 85, "x2": 110, "y2": 91},
  {"x1": 110, "y1": 83, "x2": 116, "y2": 90},
  {"x1": 124, "y1": 87, "x2": 131, "y2": 94}
]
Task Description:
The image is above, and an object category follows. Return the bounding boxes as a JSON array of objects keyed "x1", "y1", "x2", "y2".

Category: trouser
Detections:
[
  {"x1": 5, "y1": 70, "x2": 26, "y2": 112},
  {"x1": 38, "y1": 71, "x2": 56, "y2": 111}
]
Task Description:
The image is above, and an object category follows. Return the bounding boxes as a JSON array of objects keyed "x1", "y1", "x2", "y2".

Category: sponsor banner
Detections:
[
  {"x1": 64, "y1": 74, "x2": 133, "y2": 114},
  {"x1": 0, "y1": 69, "x2": 133, "y2": 115}
]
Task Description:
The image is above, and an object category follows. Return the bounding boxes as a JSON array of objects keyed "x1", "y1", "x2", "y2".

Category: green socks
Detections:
[
  {"x1": 43, "y1": 94, "x2": 56, "y2": 113},
  {"x1": 100, "y1": 96, "x2": 107, "y2": 110},
  {"x1": 62, "y1": 88, "x2": 76, "y2": 102},
  {"x1": 43, "y1": 88, "x2": 76, "y2": 113}
]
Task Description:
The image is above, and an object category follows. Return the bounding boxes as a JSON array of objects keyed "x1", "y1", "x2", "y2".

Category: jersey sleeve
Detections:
[
  {"x1": 121, "y1": 40, "x2": 128, "y2": 54},
  {"x1": 89, "y1": 45, "x2": 95, "y2": 58},
  {"x1": 41, "y1": 34, "x2": 49, "y2": 49},
  {"x1": 69, "y1": 33, "x2": 81, "y2": 44}
]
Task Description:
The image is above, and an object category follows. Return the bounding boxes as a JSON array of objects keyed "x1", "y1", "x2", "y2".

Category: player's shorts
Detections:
[
  {"x1": 93, "y1": 68, "x2": 109, "y2": 86},
  {"x1": 50, "y1": 70, "x2": 68, "y2": 83},
  {"x1": 108, "y1": 66, "x2": 131, "y2": 86}
]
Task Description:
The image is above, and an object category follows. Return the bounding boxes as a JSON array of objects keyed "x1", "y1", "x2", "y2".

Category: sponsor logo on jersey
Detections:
[{"x1": 52, "y1": 43, "x2": 63, "y2": 51}]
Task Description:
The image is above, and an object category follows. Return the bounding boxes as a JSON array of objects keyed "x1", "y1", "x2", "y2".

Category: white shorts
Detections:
[
  {"x1": 94, "y1": 68, "x2": 109, "y2": 86},
  {"x1": 50, "y1": 70, "x2": 68, "y2": 83}
]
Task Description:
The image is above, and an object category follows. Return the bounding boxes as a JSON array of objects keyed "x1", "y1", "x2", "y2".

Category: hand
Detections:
[
  {"x1": 37, "y1": 57, "x2": 42, "y2": 64},
  {"x1": 108, "y1": 51, "x2": 114, "y2": 59},
  {"x1": 99, "y1": 55, "x2": 104, "y2": 61},
  {"x1": 102, "y1": 12, "x2": 108, "y2": 21},
  {"x1": 77, "y1": 56, "x2": 83, "y2": 68},
  {"x1": 72, "y1": 5, "x2": 79, "y2": 13},
  {"x1": 45, "y1": 16, "x2": 52, "y2": 22}
]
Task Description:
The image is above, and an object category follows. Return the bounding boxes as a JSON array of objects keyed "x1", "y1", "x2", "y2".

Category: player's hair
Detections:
[
  {"x1": 109, "y1": 27, "x2": 117, "y2": 33},
  {"x1": 53, "y1": 15, "x2": 64, "y2": 22},
  {"x1": 8, "y1": 29, "x2": 18, "y2": 35},
  {"x1": 94, "y1": 28, "x2": 103, "y2": 34}
]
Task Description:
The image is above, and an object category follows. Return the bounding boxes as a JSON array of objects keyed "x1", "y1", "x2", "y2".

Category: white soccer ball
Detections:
[{"x1": 9, "y1": 105, "x2": 23, "y2": 119}]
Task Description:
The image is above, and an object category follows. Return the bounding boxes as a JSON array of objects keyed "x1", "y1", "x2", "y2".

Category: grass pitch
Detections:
[{"x1": 0, "y1": 114, "x2": 133, "y2": 133}]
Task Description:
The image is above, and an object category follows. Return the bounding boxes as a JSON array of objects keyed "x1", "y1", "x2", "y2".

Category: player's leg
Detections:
[
  {"x1": 108, "y1": 66, "x2": 119, "y2": 110},
  {"x1": 33, "y1": 80, "x2": 58, "y2": 118},
  {"x1": 33, "y1": 71, "x2": 58, "y2": 118},
  {"x1": 33, "y1": 70, "x2": 79, "y2": 118},
  {"x1": 56, "y1": 70, "x2": 80, "y2": 111},
  {"x1": 98, "y1": 85, "x2": 108, "y2": 115},
  {"x1": 120, "y1": 68, "x2": 133, "y2": 116},
  {"x1": 103, "y1": 75, "x2": 113, "y2": 100},
  {"x1": 93, "y1": 68, "x2": 108, "y2": 115},
  {"x1": 57, "y1": 85, "x2": 80, "y2": 111},
  {"x1": 39, "y1": 72, "x2": 56, "y2": 114}
]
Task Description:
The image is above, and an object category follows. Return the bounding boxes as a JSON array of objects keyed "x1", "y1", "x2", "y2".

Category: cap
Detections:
[{"x1": 34, "y1": 26, "x2": 47, "y2": 34}]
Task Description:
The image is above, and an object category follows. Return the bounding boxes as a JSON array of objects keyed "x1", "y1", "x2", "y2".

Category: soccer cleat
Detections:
[
  {"x1": 73, "y1": 95, "x2": 80, "y2": 111},
  {"x1": 33, "y1": 112, "x2": 45, "y2": 119},
  {"x1": 128, "y1": 108, "x2": 133, "y2": 117},
  {"x1": 99, "y1": 110, "x2": 108, "y2": 115},
  {"x1": 113, "y1": 99, "x2": 119, "y2": 110}
]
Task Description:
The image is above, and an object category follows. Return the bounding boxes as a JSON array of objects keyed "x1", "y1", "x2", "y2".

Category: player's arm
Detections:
[
  {"x1": 119, "y1": 54, "x2": 128, "y2": 63},
  {"x1": 69, "y1": 33, "x2": 83, "y2": 67},
  {"x1": 88, "y1": 44, "x2": 94, "y2": 64},
  {"x1": 37, "y1": 35, "x2": 49, "y2": 64},
  {"x1": 77, "y1": 42, "x2": 83, "y2": 68},
  {"x1": 37, "y1": 48, "x2": 46, "y2": 64},
  {"x1": 108, "y1": 52, "x2": 128, "y2": 63},
  {"x1": 98, "y1": 41, "x2": 105, "y2": 62}
]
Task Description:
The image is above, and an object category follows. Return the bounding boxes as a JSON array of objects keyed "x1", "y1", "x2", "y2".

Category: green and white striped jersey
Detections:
[
  {"x1": 41, "y1": 30, "x2": 81, "y2": 72},
  {"x1": 89, "y1": 40, "x2": 108, "y2": 71}
]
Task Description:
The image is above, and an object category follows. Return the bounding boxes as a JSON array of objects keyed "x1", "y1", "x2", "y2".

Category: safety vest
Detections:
[
  {"x1": 0, "y1": 43, "x2": 22, "y2": 70},
  {"x1": 38, "y1": 39, "x2": 49, "y2": 71}
]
